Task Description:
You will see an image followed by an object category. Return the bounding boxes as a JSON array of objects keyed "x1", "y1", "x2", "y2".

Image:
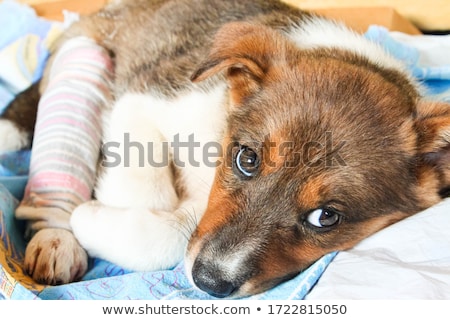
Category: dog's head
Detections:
[{"x1": 187, "y1": 22, "x2": 450, "y2": 298}]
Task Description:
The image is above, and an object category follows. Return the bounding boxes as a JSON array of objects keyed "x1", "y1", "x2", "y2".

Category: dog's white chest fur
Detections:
[
  {"x1": 97, "y1": 84, "x2": 228, "y2": 207},
  {"x1": 70, "y1": 85, "x2": 228, "y2": 271}
]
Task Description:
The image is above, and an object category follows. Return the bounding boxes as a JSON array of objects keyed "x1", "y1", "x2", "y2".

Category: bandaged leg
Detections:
[
  {"x1": 16, "y1": 36, "x2": 113, "y2": 231},
  {"x1": 15, "y1": 37, "x2": 113, "y2": 284}
]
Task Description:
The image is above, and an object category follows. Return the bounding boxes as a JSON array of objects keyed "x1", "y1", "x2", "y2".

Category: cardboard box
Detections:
[
  {"x1": 21, "y1": 0, "x2": 108, "y2": 21},
  {"x1": 21, "y1": 0, "x2": 421, "y2": 35},
  {"x1": 282, "y1": 0, "x2": 450, "y2": 31},
  {"x1": 312, "y1": 7, "x2": 421, "y2": 35}
]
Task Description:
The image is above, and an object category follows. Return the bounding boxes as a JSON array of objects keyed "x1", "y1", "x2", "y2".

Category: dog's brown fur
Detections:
[{"x1": 187, "y1": 22, "x2": 450, "y2": 296}]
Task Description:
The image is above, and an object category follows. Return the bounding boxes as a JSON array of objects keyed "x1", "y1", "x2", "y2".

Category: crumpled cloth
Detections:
[
  {"x1": 365, "y1": 25, "x2": 450, "y2": 101},
  {"x1": 0, "y1": 0, "x2": 64, "y2": 113}
]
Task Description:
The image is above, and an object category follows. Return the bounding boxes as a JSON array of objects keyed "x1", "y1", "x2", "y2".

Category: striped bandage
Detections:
[{"x1": 16, "y1": 37, "x2": 113, "y2": 232}]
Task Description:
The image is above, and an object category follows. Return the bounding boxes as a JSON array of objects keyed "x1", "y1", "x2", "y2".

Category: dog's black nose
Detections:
[{"x1": 192, "y1": 259, "x2": 237, "y2": 298}]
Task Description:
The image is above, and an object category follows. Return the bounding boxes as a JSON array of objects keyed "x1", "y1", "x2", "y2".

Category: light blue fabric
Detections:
[
  {"x1": 0, "y1": 0, "x2": 55, "y2": 114},
  {"x1": 365, "y1": 25, "x2": 450, "y2": 101},
  {"x1": 35, "y1": 253, "x2": 337, "y2": 300},
  {"x1": 0, "y1": 150, "x2": 30, "y2": 177},
  {"x1": 0, "y1": 150, "x2": 30, "y2": 199},
  {"x1": 0, "y1": 1, "x2": 53, "y2": 49},
  {"x1": 0, "y1": 179, "x2": 336, "y2": 300}
]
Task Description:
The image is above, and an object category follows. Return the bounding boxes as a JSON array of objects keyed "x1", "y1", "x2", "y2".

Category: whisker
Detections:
[{"x1": 166, "y1": 206, "x2": 200, "y2": 241}]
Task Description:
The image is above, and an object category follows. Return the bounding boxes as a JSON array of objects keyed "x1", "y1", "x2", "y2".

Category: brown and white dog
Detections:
[{"x1": 1, "y1": 0, "x2": 449, "y2": 298}]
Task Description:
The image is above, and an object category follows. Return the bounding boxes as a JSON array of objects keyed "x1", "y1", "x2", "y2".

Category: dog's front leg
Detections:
[
  {"x1": 70, "y1": 93, "x2": 182, "y2": 270},
  {"x1": 71, "y1": 185, "x2": 212, "y2": 273},
  {"x1": 15, "y1": 36, "x2": 114, "y2": 285},
  {"x1": 70, "y1": 201, "x2": 194, "y2": 271}
]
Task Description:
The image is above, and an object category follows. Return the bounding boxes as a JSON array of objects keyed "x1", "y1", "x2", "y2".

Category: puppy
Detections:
[{"x1": 1, "y1": 0, "x2": 449, "y2": 298}]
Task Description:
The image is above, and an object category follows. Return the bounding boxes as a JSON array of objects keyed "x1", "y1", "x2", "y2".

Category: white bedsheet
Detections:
[
  {"x1": 306, "y1": 198, "x2": 450, "y2": 299},
  {"x1": 306, "y1": 27, "x2": 450, "y2": 301}
]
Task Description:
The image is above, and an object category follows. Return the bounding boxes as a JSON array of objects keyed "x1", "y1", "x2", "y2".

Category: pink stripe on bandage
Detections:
[{"x1": 27, "y1": 172, "x2": 92, "y2": 201}]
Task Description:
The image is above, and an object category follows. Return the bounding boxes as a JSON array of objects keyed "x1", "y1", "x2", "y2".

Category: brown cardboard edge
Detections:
[
  {"x1": 312, "y1": 7, "x2": 421, "y2": 35},
  {"x1": 25, "y1": 1, "x2": 421, "y2": 35},
  {"x1": 28, "y1": 0, "x2": 107, "y2": 21}
]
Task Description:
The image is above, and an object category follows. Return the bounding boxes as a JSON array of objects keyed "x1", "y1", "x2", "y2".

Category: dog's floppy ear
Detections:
[
  {"x1": 191, "y1": 22, "x2": 288, "y2": 105},
  {"x1": 415, "y1": 100, "x2": 450, "y2": 202}
]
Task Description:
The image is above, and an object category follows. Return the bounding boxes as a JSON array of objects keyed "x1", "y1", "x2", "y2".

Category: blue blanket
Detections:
[
  {"x1": 1, "y1": 1, "x2": 450, "y2": 300},
  {"x1": 0, "y1": 179, "x2": 336, "y2": 299}
]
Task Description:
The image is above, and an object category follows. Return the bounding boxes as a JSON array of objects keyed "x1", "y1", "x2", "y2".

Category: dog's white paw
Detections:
[
  {"x1": 71, "y1": 201, "x2": 187, "y2": 271},
  {"x1": 24, "y1": 228, "x2": 88, "y2": 285},
  {"x1": 0, "y1": 119, "x2": 29, "y2": 152}
]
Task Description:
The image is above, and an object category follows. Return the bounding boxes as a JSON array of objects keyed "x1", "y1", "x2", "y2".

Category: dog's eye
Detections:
[
  {"x1": 235, "y1": 146, "x2": 259, "y2": 177},
  {"x1": 306, "y1": 208, "x2": 340, "y2": 229}
]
